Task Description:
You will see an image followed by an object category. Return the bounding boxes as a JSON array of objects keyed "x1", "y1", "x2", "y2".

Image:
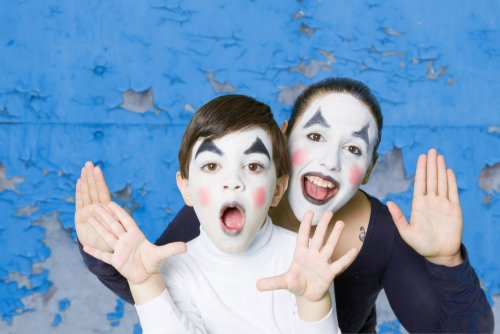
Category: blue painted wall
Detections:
[{"x1": 1, "y1": 1, "x2": 498, "y2": 332}]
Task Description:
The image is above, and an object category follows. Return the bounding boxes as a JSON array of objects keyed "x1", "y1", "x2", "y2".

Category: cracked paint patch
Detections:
[
  {"x1": 299, "y1": 23, "x2": 316, "y2": 37},
  {"x1": 0, "y1": 163, "x2": 24, "y2": 192},
  {"x1": 479, "y1": 162, "x2": 500, "y2": 204},
  {"x1": 113, "y1": 184, "x2": 140, "y2": 215},
  {"x1": 289, "y1": 49, "x2": 335, "y2": 78},
  {"x1": 361, "y1": 148, "x2": 413, "y2": 200},
  {"x1": 203, "y1": 72, "x2": 237, "y2": 93},
  {"x1": 277, "y1": 82, "x2": 306, "y2": 105},
  {"x1": 120, "y1": 88, "x2": 155, "y2": 113}
]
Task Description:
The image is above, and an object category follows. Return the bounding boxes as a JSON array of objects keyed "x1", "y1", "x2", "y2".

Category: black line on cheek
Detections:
[
  {"x1": 244, "y1": 137, "x2": 270, "y2": 159},
  {"x1": 195, "y1": 139, "x2": 223, "y2": 158}
]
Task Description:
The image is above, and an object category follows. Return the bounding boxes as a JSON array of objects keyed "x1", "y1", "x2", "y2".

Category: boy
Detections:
[{"x1": 79, "y1": 95, "x2": 357, "y2": 333}]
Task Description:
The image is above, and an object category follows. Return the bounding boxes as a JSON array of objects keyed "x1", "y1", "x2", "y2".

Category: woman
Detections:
[{"x1": 76, "y1": 78, "x2": 494, "y2": 332}]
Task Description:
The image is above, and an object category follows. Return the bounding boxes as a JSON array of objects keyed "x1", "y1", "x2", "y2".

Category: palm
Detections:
[
  {"x1": 82, "y1": 202, "x2": 187, "y2": 285},
  {"x1": 75, "y1": 162, "x2": 114, "y2": 251},
  {"x1": 388, "y1": 149, "x2": 463, "y2": 265},
  {"x1": 257, "y1": 211, "x2": 357, "y2": 301},
  {"x1": 75, "y1": 205, "x2": 112, "y2": 251},
  {"x1": 406, "y1": 194, "x2": 462, "y2": 258},
  {"x1": 282, "y1": 241, "x2": 337, "y2": 301},
  {"x1": 107, "y1": 226, "x2": 163, "y2": 285}
]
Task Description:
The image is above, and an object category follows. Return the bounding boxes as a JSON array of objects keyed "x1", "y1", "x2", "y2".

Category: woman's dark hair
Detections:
[
  {"x1": 286, "y1": 77, "x2": 383, "y2": 153},
  {"x1": 179, "y1": 94, "x2": 288, "y2": 179}
]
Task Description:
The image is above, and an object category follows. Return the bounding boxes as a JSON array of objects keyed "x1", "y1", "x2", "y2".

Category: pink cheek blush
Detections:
[
  {"x1": 349, "y1": 166, "x2": 363, "y2": 186},
  {"x1": 291, "y1": 149, "x2": 309, "y2": 168},
  {"x1": 198, "y1": 187, "x2": 211, "y2": 206},
  {"x1": 253, "y1": 187, "x2": 267, "y2": 208}
]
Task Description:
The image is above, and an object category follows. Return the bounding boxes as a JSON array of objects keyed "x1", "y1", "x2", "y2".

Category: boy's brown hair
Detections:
[{"x1": 178, "y1": 94, "x2": 289, "y2": 179}]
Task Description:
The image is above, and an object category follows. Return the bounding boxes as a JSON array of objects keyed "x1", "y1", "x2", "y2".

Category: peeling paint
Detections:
[
  {"x1": 0, "y1": 164, "x2": 24, "y2": 193},
  {"x1": 425, "y1": 60, "x2": 447, "y2": 80},
  {"x1": 299, "y1": 23, "x2": 316, "y2": 37},
  {"x1": 277, "y1": 83, "x2": 306, "y2": 105},
  {"x1": 479, "y1": 162, "x2": 500, "y2": 194},
  {"x1": 289, "y1": 50, "x2": 335, "y2": 78},
  {"x1": 120, "y1": 88, "x2": 154, "y2": 113},
  {"x1": 361, "y1": 148, "x2": 413, "y2": 200},
  {"x1": 203, "y1": 72, "x2": 237, "y2": 93}
]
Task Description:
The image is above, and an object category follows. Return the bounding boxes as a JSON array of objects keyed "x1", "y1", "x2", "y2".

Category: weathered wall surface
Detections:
[{"x1": 1, "y1": 1, "x2": 498, "y2": 332}]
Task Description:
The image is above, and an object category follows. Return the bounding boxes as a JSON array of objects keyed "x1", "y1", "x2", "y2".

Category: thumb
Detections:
[
  {"x1": 387, "y1": 201, "x2": 409, "y2": 235},
  {"x1": 256, "y1": 274, "x2": 288, "y2": 292},
  {"x1": 156, "y1": 242, "x2": 187, "y2": 261}
]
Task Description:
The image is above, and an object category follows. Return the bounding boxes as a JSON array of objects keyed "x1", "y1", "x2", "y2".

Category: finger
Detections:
[
  {"x1": 85, "y1": 161, "x2": 100, "y2": 203},
  {"x1": 437, "y1": 155, "x2": 448, "y2": 198},
  {"x1": 80, "y1": 167, "x2": 92, "y2": 206},
  {"x1": 83, "y1": 244, "x2": 113, "y2": 264},
  {"x1": 296, "y1": 211, "x2": 313, "y2": 249},
  {"x1": 256, "y1": 274, "x2": 288, "y2": 292},
  {"x1": 447, "y1": 169, "x2": 460, "y2": 205},
  {"x1": 88, "y1": 217, "x2": 118, "y2": 249},
  {"x1": 94, "y1": 166, "x2": 112, "y2": 203},
  {"x1": 157, "y1": 242, "x2": 187, "y2": 261},
  {"x1": 107, "y1": 202, "x2": 138, "y2": 231},
  {"x1": 413, "y1": 154, "x2": 427, "y2": 197},
  {"x1": 75, "y1": 179, "x2": 84, "y2": 210},
  {"x1": 94, "y1": 204, "x2": 126, "y2": 238},
  {"x1": 310, "y1": 211, "x2": 333, "y2": 250},
  {"x1": 426, "y1": 148, "x2": 438, "y2": 196},
  {"x1": 320, "y1": 221, "x2": 345, "y2": 261},
  {"x1": 330, "y1": 247, "x2": 358, "y2": 275},
  {"x1": 387, "y1": 201, "x2": 410, "y2": 235}
]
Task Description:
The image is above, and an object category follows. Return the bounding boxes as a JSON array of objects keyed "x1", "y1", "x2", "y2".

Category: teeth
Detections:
[{"x1": 305, "y1": 175, "x2": 335, "y2": 189}]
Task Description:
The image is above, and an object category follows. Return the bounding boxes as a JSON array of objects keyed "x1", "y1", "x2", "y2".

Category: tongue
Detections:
[
  {"x1": 304, "y1": 178, "x2": 331, "y2": 201},
  {"x1": 222, "y1": 208, "x2": 244, "y2": 229}
]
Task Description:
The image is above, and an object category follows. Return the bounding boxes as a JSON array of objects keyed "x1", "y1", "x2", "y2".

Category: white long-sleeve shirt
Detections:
[{"x1": 135, "y1": 217, "x2": 340, "y2": 334}]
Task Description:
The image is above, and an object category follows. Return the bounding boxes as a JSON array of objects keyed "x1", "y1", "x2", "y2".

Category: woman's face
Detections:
[{"x1": 286, "y1": 92, "x2": 378, "y2": 224}]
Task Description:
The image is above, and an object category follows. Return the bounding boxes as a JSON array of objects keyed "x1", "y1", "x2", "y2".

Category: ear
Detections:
[
  {"x1": 271, "y1": 175, "x2": 289, "y2": 207},
  {"x1": 280, "y1": 121, "x2": 288, "y2": 135},
  {"x1": 176, "y1": 171, "x2": 193, "y2": 206},
  {"x1": 362, "y1": 153, "x2": 378, "y2": 184}
]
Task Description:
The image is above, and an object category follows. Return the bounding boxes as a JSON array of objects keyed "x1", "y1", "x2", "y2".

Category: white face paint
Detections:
[
  {"x1": 187, "y1": 127, "x2": 278, "y2": 253},
  {"x1": 287, "y1": 93, "x2": 378, "y2": 225}
]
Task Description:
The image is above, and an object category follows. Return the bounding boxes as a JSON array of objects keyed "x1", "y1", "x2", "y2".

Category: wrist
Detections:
[
  {"x1": 128, "y1": 273, "x2": 165, "y2": 305},
  {"x1": 426, "y1": 251, "x2": 464, "y2": 267},
  {"x1": 296, "y1": 293, "x2": 332, "y2": 322}
]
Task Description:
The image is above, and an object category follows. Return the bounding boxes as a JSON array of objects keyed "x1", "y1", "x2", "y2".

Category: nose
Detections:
[
  {"x1": 223, "y1": 176, "x2": 245, "y2": 191},
  {"x1": 319, "y1": 150, "x2": 341, "y2": 171}
]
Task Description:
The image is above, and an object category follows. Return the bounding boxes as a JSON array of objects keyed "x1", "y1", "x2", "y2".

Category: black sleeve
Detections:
[
  {"x1": 78, "y1": 205, "x2": 201, "y2": 304},
  {"x1": 383, "y1": 233, "x2": 494, "y2": 333}
]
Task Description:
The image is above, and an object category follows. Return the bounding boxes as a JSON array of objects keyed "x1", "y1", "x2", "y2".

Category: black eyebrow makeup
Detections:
[{"x1": 195, "y1": 139, "x2": 223, "y2": 158}]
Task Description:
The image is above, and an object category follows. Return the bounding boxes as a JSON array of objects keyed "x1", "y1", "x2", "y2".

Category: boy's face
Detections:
[
  {"x1": 180, "y1": 127, "x2": 279, "y2": 253},
  {"x1": 286, "y1": 93, "x2": 378, "y2": 224}
]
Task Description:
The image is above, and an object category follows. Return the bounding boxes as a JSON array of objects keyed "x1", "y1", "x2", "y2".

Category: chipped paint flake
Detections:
[
  {"x1": 120, "y1": 88, "x2": 154, "y2": 113},
  {"x1": 277, "y1": 82, "x2": 306, "y2": 105},
  {"x1": 0, "y1": 163, "x2": 24, "y2": 192},
  {"x1": 204, "y1": 72, "x2": 237, "y2": 93},
  {"x1": 361, "y1": 148, "x2": 413, "y2": 200}
]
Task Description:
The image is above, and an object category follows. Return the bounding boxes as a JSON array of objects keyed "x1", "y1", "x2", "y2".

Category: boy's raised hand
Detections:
[
  {"x1": 257, "y1": 211, "x2": 358, "y2": 321},
  {"x1": 75, "y1": 161, "x2": 119, "y2": 252},
  {"x1": 387, "y1": 148, "x2": 464, "y2": 266},
  {"x1": 82, "y1": 202, "x2": 187, "y2": 285}
]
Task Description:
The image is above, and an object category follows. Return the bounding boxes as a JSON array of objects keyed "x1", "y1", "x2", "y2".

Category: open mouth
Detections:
[
  {"x1": 301, "y1": 172, "x2": 339, "y2": 205},
  {"x1": 219, "y1": 203, "x2": 245, "y2": 235}
]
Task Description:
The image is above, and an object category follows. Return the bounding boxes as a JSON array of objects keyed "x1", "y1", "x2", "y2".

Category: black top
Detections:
[{"x1": 79, "y1": 194, "x2": 494, "y2": 333}]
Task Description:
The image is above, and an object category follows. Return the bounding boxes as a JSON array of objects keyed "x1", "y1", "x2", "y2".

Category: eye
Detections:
[
  {"x1": 346, "y1": 145, "x2": 362, "y2": 156},
  {"x1": 307, "y1": 133, "x2": 325, "y2": 142},
  {"x1": 245, "y1": 163, "x2": 264, "y2": 173},
  {"x1": 201, "y1": 163, "x2": 220, "y2": 172}
]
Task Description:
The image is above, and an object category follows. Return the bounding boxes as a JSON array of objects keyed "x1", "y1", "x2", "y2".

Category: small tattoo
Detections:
[{"x1": 359, "y1": 226, "x2": 366, "y2": 242}]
